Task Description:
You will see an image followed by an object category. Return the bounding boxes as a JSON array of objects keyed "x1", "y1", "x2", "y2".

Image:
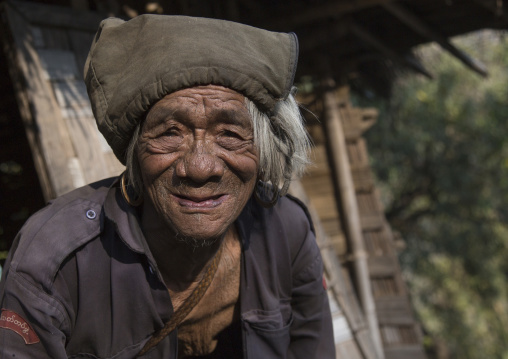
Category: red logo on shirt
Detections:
[{"x1": 0, "y1": 309, "x2": 40, "y2": 344}]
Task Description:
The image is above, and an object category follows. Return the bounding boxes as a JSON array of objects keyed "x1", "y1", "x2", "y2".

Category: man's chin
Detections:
[{"x1": 173, "y1": 232, "x2": 221, "y2": 248}]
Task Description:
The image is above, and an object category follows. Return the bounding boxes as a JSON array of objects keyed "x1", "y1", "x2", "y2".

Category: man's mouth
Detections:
[{"x1": 172, "y1": 193, "x2": 227, "y2": 208}]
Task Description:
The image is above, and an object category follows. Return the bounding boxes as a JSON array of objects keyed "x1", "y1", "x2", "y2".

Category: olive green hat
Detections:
[{"x1": 84, "y1": 15, "x2": 299, "y2": 164}]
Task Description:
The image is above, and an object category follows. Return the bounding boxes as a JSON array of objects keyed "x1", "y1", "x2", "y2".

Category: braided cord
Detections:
[{"x1": 137, "y1": 243, "x2": 224, "y2": 357}]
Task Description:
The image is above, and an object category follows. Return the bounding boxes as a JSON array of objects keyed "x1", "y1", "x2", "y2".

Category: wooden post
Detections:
[{"x1": 321, "y1": 79, "x2": 385, "y2": 359}]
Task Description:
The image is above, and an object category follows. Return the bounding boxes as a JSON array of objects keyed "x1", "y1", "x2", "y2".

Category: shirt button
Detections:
[{"x1": 86, "y1": 209, "x2": 97, "y2": 220}]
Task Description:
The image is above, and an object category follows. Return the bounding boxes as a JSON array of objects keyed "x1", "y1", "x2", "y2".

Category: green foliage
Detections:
[{"x1": 359, "y1": 31, "x2": 508, "y2": 358}]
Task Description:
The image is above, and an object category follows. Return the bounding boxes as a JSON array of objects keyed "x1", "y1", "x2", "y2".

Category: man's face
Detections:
[{"x1": 137, "y1": 85, "x2": 259, "y2": 243}]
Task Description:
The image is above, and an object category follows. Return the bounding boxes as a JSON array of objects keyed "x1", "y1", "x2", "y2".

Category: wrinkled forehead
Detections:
[
  {"x1": 145, "y1": 85, "x2": 252, "y2": 128},
  {"x1": 155, "y1": 85, "x2": 246, "y2": 106}
]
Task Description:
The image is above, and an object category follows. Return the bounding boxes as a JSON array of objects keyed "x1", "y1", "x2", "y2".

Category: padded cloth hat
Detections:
[{"x1": 84, "y1": 15, "x2": 299, "y2": 164}]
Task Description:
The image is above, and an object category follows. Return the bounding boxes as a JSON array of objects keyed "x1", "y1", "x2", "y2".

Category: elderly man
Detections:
[{"x1": 0, "y1": 15, "x2": 334, "y2": 358}]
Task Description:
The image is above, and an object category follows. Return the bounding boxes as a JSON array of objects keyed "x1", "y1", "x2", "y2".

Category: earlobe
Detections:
[
  {"x1": 121, "y1": 172, "x2": 144, "y2": 206},
  {"x1": 253, "y1": 180, "x2": 279, "y2": 208},
  {"x1": 257, "y1": 168, "x2": 265, "y2": 182}
]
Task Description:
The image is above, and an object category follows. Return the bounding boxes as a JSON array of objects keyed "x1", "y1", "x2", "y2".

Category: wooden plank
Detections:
[
  {"x1": 340, "y1": 107, "x2": 377, "y2": 140},
  {"x1": 381, "y1": 324, "x2": 422, "y2": 346},
  {"x1": 321, "y1": 219, "x2": 344, "y2": 237},
  {"x1": 371, "y1": 277, "x2": 399, "y2": 298},
  {"x1": 4, "y1": 3, "x2": 77, "y2": 199},
  {"x1": 30, "y1": 26, "x2": 45, "y2": 48},
  {"x1": 332, "y1": 312, "x2": 354, "y2": 343},
  {"x1": 364, "y1": 229, "x2": 391, "y2": 256},
  {"x1": 368, "y1": 257, "x2": 397, "y2": 277},
  {"x1": 375, "y1": 297, "x2": 415, "y2": 326},
  {"x1": 352, "y1": 168, "x2": 374, "y2": 191},
  {"x1": 357, "y1": 192, "x2": 381, "y2": 215},
  {"x1": 384, "y1": 346, "x2": 426, "y2": 359},
  {"x1": 346, "y1": 140, "x2": 371, "y2": 170},
  {"x1": 8, "y1": 0, "x2": 105, "y2": 32},
  {"x1": 38, "y1": 26, "x2": 71, "y2": 50},
  {"x1": 52, "y1": 79, "x2": 89, "y2": 106},
  {"x1": 304, "y1": 165, "x2": 331, "y2": 177},
  {"x1": 355, "y1": 329, "x2": 379, "y2": 359},
  {"x1": 309, "y1": 144, "x2": 329, "y2": 165},
  {"x1": 308, "y1": 196, "x2": 340, "y2": 218},
  {"x1": 302, "y1": 176, "x2": 336, "y2": 195},
  {"x1": 38, "y1": 49, "x2": 80, "y2": 80},
  {"x1": 336, "y1": 339, "x2": 364, "y2": 359},
  {"x1": 361, "y1": 214, "x2": 384, "y2": 230},
  {"x1": 61, "y1": 108, "x2": 111, "y2": 184},
  {"x1": 380, "y1": 326, "x2": 402, "y2": 346},
  {"x1": 67, "y1": 156, "x2": 86, "y2": 188},
  {"x1": 329, "y1": 236, "x2": 348, "y2": 257}
]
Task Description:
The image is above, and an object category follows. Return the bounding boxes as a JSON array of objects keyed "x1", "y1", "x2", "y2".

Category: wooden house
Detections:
[{"x1": 0, "y1": 0, "x2": 505, "y2": 357}]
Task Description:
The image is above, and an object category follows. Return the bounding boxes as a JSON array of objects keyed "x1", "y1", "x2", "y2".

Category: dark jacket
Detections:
[{"x1": 0, "y1": 177, "x2": 335, "y2": 358}]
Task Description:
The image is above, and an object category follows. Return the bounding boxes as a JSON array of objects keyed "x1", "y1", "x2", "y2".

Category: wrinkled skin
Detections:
[{"x1": 137, "y1": 85, "x2": 259, "y2": 245}]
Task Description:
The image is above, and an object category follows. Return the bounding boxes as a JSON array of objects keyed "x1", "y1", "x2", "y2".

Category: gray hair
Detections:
[
  {"x1": 124, "y1": 93, "x2": 310, "y2": 205},
  {"x1": 246, "y1": 93, "x2": 310, "y2": 200}
]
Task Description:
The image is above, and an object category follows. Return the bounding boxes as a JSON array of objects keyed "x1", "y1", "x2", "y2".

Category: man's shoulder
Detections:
[
  {"x1": 5, "y1": 177, "x2": 118, "y2": 290},
  {"x1": 273, "y1": 194, "x2": 315, "y2": 235},
  {"x1": 274, "y1": 195, "x2": 320, "y2": 268}
]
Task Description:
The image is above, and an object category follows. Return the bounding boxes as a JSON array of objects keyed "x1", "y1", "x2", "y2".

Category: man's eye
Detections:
[
  {"x1": 163, "y1": 129, "x2": 180, "y2": 137},
  {"x1": 222, "y1": 130, "x2": 242, "y2": 139},
  {"x1": 217, "y1": 130, "x2": 249, "y2": 150}
]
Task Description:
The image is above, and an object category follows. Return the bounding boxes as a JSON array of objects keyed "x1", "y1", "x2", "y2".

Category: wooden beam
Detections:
[
  {"x1": 299, "y1": 22, "x2": 348, "y2": 53},
  {"x1": 349, "y1": 22, "x2": 433, "y2": 79},
  {"x1": 259, "y1": 0, "x2": 393, "y2": 30},
  {"x1": 382, "y1": 2, "x2": 489, "y2": 77},
  {"x1": 321, "y1": 79, "x2": 385, "y2": 359},
  {"x1": 471, "y1": 0, "x2": 508, "y2": 24},
  {"x1": 7, "y1": 0, "x2": 105, "y2": 32}
]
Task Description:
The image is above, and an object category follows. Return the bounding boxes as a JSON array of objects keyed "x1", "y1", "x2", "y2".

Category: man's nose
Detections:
[{"x1": 175, "y1": 140, "x2": 224, "y2": 183}]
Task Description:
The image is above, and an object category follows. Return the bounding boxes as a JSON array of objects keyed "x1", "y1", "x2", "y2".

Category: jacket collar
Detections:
[{"x1": 103, "y1": 178, "x2": 150, "y2": 255}]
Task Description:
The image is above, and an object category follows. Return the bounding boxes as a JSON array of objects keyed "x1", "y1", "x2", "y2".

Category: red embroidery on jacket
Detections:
[{"x1": 0, "y1": 309, "x2": 40, "y2": 344}]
